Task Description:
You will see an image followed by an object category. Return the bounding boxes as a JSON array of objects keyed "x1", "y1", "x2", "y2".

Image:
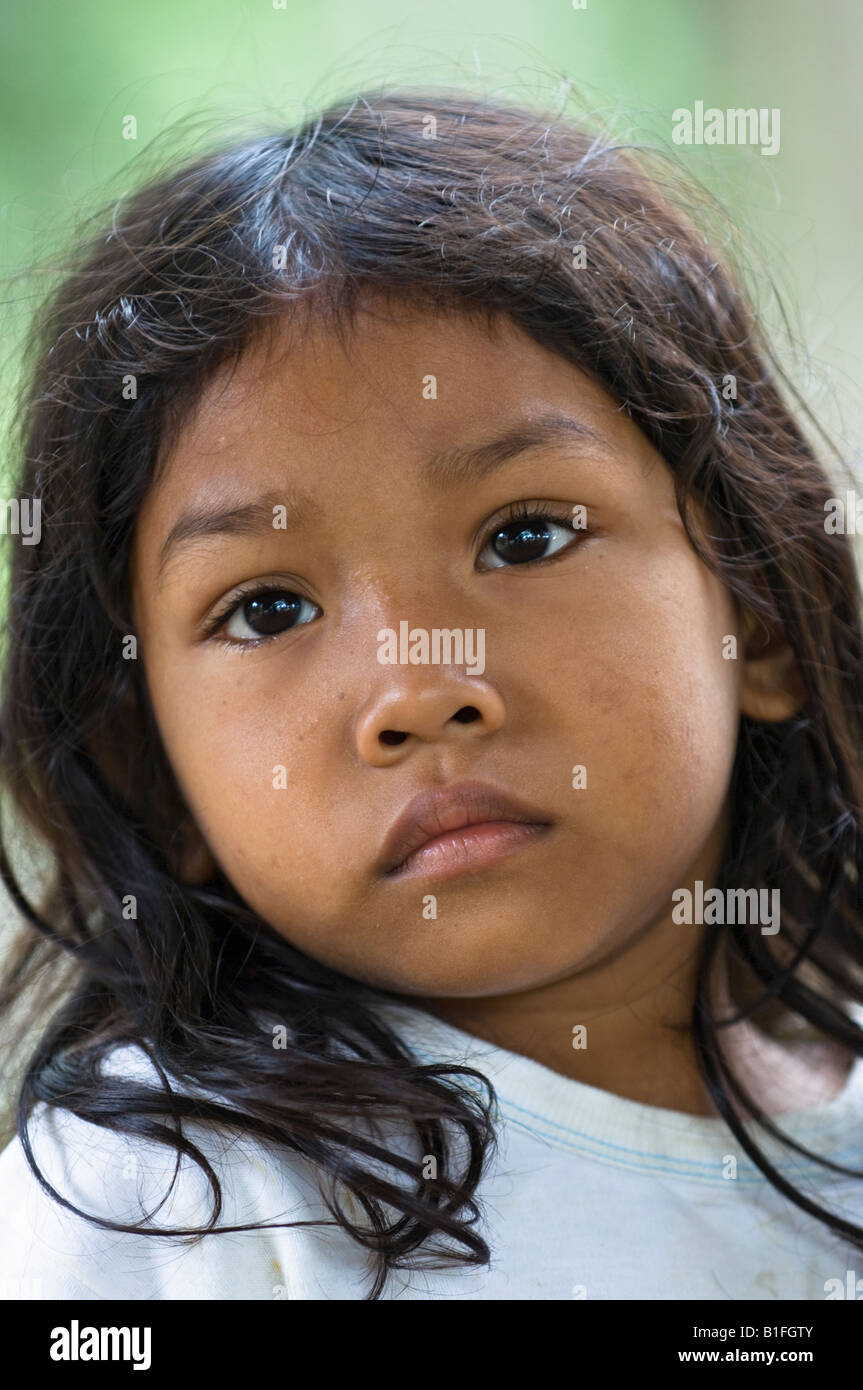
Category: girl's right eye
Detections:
[{"x1": 207, "y1": 587, "x2": 321, "y2": 647}]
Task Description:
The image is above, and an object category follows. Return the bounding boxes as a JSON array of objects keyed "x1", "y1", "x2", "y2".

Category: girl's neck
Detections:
[{"x1": 413, "y1": 942, "x2": 856, "y2": 1118}]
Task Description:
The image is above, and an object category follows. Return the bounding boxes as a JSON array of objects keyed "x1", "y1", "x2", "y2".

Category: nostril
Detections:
[
  {"x1": 452, "y1": 706, "x2": 480, "y2": 724},
  {"x1": 377, "y1": 706, "x2": 481, "y2": 746}
]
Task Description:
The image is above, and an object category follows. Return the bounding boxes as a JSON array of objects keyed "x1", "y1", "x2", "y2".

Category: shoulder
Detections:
[{"x1": 0, "y1": 1044, "x2": 366, "y2": 1300}]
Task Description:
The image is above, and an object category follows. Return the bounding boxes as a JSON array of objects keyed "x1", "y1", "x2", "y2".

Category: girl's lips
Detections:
[
  {"x1": 377, "y1": 779, "x2": 555, "y2": 877},
  {"x1": 383, "y1": 819, "x2": 553, "y2": 882}
]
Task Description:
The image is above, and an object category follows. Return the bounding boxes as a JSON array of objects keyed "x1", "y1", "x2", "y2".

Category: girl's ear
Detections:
[{"x1": 738, "y1": 605, "x2": 807, "y2": 722}]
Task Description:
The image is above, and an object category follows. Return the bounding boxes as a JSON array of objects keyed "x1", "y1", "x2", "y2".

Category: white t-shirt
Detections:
[{"x1": 0, "y1": 999, "x2": 861, "y2": 1301}]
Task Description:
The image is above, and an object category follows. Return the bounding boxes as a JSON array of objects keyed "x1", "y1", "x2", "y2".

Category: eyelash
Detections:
[{"x1": 203, "y1": 500, "x2": 587, "y2": 648}]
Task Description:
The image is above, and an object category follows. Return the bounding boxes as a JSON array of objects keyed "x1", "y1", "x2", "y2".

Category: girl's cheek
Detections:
[{"x1": 556, "y1": 581, "x2": 738, "y2": 806}]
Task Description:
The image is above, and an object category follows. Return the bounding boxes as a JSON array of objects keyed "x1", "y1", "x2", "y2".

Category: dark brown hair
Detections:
[{"x1": 1, "y1": 88, "x2": 862, "y2": 1299}]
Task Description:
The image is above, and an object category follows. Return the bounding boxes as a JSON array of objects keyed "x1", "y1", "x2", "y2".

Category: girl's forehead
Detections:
[{"x1": 167, "y1": 300, "x2": 625, "y2": 465}]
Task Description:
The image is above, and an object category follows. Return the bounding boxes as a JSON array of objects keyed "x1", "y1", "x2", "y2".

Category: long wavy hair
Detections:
[{"x1": 1, "y1": 88, "x2": 862, "y2": 1300}]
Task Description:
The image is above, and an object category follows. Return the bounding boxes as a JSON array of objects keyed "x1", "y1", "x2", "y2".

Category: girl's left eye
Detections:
[
  {"x1": 477, "y1": 503, "x2": 585, "y2": 569},
  {"x1": 206, "y1": 588, "x2": 321, "y2": 646}
]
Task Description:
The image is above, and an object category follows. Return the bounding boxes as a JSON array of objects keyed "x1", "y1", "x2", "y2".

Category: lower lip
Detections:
[{"x1": 385, "y1": 821, "x2": 552, "y2": 881}]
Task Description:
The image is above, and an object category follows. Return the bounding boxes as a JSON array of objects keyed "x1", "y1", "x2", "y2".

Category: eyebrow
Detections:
[
  {"x1": 422, "y1": 410, "x2": 608, "y2": 485},
  {"x1": 156, "y1": 409, "x2": 609, "y2": 583}
]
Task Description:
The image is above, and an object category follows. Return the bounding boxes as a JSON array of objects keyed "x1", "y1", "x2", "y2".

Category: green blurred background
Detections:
[{"x1": 1, "y1": 0, "x2": 862, "y2": 463}]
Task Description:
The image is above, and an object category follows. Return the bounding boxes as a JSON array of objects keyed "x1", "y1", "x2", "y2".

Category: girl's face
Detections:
[{"x1": 130, "y1": 297, "x2": 795, "y2": 998}]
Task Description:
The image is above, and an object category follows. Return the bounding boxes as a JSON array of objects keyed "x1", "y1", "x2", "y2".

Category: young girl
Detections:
[{"x1": 0, "y1": 88, "x2": 862, "y2": 1303}]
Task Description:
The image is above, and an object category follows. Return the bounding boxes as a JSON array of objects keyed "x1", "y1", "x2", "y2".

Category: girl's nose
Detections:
[{"x1": 354, "y1": 676, "x2": 507, "y2": 766}]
